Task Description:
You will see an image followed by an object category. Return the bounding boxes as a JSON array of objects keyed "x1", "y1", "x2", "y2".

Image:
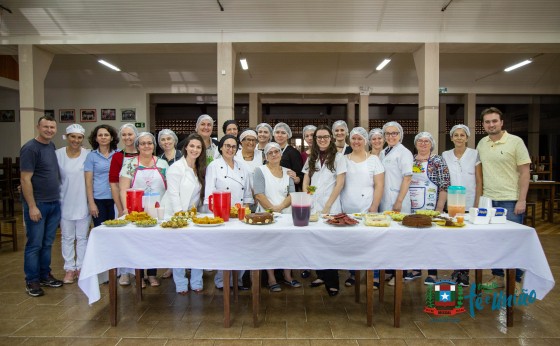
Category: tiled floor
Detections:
[{"x1": 0, "y1": 210, "x2": 559, "y2": 345}]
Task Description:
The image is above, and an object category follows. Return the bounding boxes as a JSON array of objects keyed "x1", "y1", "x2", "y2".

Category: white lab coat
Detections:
[
  {"x1": 380, "y1": 143, "x2": 413, "y2": 213},
  {"x1": 161, "y1": 157, "x2": 201, "y2": 218},
  {"x1": 204, "y1": 157, "x2": 254, "y2": 205},
  {"x1": 340, "y1": 154, "x2": 385, "y2": 214},
  {"x1": 442, "y1": 148, "x2": 480, "y2": 209},
  {"x1": 302, "y1": 153, "x2": 347, "y2": 214}
]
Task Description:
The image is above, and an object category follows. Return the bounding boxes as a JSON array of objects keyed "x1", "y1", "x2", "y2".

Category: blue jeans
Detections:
[
  {"x1": 23, "y1": 200, "x2": 61, "y2": 283},
  {"x1": 491, "y1": 200, "x2": 524, "y2": 282}
]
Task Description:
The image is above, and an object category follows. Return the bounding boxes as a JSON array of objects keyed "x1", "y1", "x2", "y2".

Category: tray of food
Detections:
[
  {"x1": 102, "y1": 219, "x2": 130, "y2": 227},
  {"x1": 134, "y1": 218, "x2": 158, "y2": 227},
  {"x1": 192, "y1": 216, "x2": 225, "y2": 227},
  {"x1": 383, "y1": 211, "x2": 407, "y2": 221},
  {"x1": 161, "y1": 219, "x2": 189, "y2": 228},
  {"x1": 324, "y1": 213, "x2": 359, "y2": 226},
  {"x1": 364, "y1": 213, "x2": 391, "y2": 227}
]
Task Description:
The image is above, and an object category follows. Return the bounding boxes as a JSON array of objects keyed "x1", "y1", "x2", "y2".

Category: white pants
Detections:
[{"x1": 60, "y1": 216, "x2": 91, "y2": 271}]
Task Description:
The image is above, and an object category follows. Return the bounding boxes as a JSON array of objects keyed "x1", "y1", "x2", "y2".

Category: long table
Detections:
[{"x1": 78, "y1": 215, "x2": 555, "y2": 327}]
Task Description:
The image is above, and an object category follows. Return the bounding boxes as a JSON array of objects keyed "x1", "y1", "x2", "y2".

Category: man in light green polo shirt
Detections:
[{"x1": 476, "y1": 107, "x2": 531, "y2": 293}]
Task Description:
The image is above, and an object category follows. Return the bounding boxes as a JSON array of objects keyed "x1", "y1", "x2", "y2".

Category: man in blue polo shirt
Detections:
[{"x1": 20, "y1": 115, "x2": 64, "y2": 297}]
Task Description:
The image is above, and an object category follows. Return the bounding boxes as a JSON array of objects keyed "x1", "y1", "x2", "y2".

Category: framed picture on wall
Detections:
[
  {"x1": 121, "y1": 108, "x2": 136, "y2": 121},
  {"x1": 80, "y1": 109, "x2": 97, "y2": 122},
  {"x1": 0, "y1": 110, "x2": 16, "y2": 122},
  {"x1": 59, "y1": 109, "x2": 75, "y2": 123},
  {"x1": 101, "y1": 108, "x2": 116, "y2": 121},
  {"x1": 44, "y1": 109, "x2": 55, "y2": 118}
]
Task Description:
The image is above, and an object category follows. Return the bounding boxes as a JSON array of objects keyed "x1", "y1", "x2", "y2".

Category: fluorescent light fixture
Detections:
[
  {"x1": 98, "y1": 59, "x2": 121, "y2": 72},
  {"x1": 376, "y1": 58, "x2": 391, "y2": 71},
  {"x1": 240, "y1": 58, "x2": 249, "y2": 70},
  {"x1": 504, "y1": 59, "x2": 531, "y2": 72}
]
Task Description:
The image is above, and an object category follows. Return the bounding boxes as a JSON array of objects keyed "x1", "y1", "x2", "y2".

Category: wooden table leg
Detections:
[
  {"x1": 109, "y1": 268, "x2": 117, "y2": 326},
  {"x1": 548, "y1": 185, "x2": 555, "y2": 223},
  {"x1": 232, "y1": 271, "x2": 239, "y2": 303},
  {"x1": 223, "y1": 270, "x2": 231, "y2": 328},
  {"x1": 475, "y1": 269, "x2": 482, "y2": 295},
  {"x1": 134, "y1": 269, "x2": 143, "y2": 302},
  {"x1": 506, "y1": 269, "x2": 515, "y2": 327},
  {"x1": 366, "y1": 270, "x2": 373, "y2": 326},
  {"x1": 355, "y1": 270, "x2": 361, "y2": 303},
  {"x1": 251, "y1": 270, "x2": 260, "y2": 327},
  {"x1": 394, "y1": 270, "x2": 403, "y2": 328},
  {"x1": 379, "y1": 270, "x2": 385, "y2": 303}
]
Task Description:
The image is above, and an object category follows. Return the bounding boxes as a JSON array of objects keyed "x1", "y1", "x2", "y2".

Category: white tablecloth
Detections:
[{"x1": 79, "y1": 215, "x2": 555, "y2": 304}]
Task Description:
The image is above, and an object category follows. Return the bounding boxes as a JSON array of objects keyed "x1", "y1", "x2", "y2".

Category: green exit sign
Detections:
[{"x1": 135, "y1": 122, "x2": 145, "y2": 128}]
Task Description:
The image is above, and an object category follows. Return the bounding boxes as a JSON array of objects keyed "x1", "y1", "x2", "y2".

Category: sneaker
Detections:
[
  {"x1": 388, "y1": 276, "x2": 395, "y2": 286},
  {"x1": 301, "y1": 270, "x2": 311, "y2": 279},
  {"x1": 424, "y1": 276, "x2": 437, "y2": 285},
  {"x1": 63, "y1": 271, "x2": 75, "y2": 284},
  {"x1": 26, "y1": 282, "x2": 45, "y2": 297},
  {"x1": 514, "y1": 281, "x2": 523, "y2": 296},
  {"x1": 404, "y1": 271, "x2": 422, "y2": 281},
  {"x1": 373, "y1": 281, "x2": 379, "y2": 290},
  {"x1": 456, "y1": 272, "x2": 470, "y2": 287},
  {"x1": 119, "y1": 273, "x2": 131, "y2": 286},
  {"x1": 481, "y1": 275, "x2": 505, "y2": 290},
  {"x1": 40, "y1": 274, "x2": 63, "y2": 288}
]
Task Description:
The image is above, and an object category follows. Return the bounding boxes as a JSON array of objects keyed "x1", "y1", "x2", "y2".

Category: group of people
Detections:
[{"x1": 21, "y1": 106, "x2": 531, "y2": 298}]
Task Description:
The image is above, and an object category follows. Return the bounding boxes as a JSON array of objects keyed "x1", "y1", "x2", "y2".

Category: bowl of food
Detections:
[{"x1": 364, "y1": 213, "x2": 391, "y2": 227}]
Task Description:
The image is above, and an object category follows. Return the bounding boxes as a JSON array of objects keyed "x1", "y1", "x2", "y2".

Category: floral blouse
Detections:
[{"x1": 413, "y1": 154, "x2": 451, "y2": 193}]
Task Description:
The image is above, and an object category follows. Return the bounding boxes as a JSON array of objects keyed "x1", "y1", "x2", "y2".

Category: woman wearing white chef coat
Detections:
[
  {"x1": 380, "y1": 121, "x2": 413, "y2": 213},
  {"x1": 204, "y1": 134, "x2": 253, "y2": 290},
  {"x1": 442, "y1": 124, "x2": 482, "y2": 209},
  {"x1": 162, "y1": 133, "x2": 207, "y2": 294},
  {"x1": 303, "y1": 125, "x2": 346, "y2": 296}
]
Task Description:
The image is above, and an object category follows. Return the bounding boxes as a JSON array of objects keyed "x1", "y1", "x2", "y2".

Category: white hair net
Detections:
[
  {"x1": 119, "y1": 123, "x2": 139, "y2": 137},
  {"x1": 239, "y1": 129, "x2": 257, "y2": 142},
  {"x1": 332, "y1": 120, "x2": 349, "y2": 134},
  {"x1": 414, "y1": 131, "x2": 436, "y2": 152},
  {"x1": 302, "y1": 125, "x2": 317, "y2": 135},
  {"x1": 256, "y1": 123, "x2": 273, "y2": 139},
  {"x1": 264, "y1": 142, "x2": 282, "y2": 156},
  {"x1": 195, "y1": 114, "x2": 214, "y2": 132},
  {"x1": 368, "y1": 128, "x2": 383, "y2": 141},
  {"x1": 273, "y1": 122, "x2": 292, "y2": 139},
  {"x1": 450, "y1": 124, "x2": 471, "y2": 138},
  {"x1": 62, "y1": 124, "x2": 85, "y2": 140},
  {"x1": 134, "y1": 132, "x2": 156, "y2": 150},
  {"x1": 350, "y1": 127, "x2": 369, "y2": 147},
  {"x1": 157, "y1": 129, "x2": 178, "y2": 149},
  {"x1": 382, "y1": 121, "x2": 404, "y2": 143}
]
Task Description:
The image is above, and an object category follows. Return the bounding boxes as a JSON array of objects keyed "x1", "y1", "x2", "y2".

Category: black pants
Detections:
[
  {"x1": 92, "y1": 198, "x2": 115, "y2": 227},
  {"x1": 317, "y1": 269, "x2": 339, "y2": 290}
]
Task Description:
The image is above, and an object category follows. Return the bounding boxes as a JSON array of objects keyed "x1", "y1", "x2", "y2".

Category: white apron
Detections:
[
  {"x1": 340, "y1": 158, "x2": 373, "y2": 214},
  {"x1": 131, "y1": 157, "x2": 167, "y2": 197},
  {"x1": 409, "y1": 160, "x2": 438, "y2": 211},
  {"x1": 305, "y1": 154, "x2": 346, "y2": 215},
  {"x1": 256, "y1": 166, "x2": 292, "y2": 214},
  {"x1": 442, "y1": 148, "x2": 478, "y2": 209}
]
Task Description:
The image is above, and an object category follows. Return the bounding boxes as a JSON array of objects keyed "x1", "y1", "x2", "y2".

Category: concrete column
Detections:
[
  {"x1": 413, "y1": 43, "x2": 440, "y2": 154},
  {"x1": 346, "y1": 101, "x2": 356, "y2": 128},
  {"x1": 438, "y1": 103, "x2": 447, "y2": 153},
  {"x1": 464, "y1": 93, "x2": 476, "y2": 148},
  {"x1": 217, "y1": 42, "x2": 235, "y2": 138},
  {"x1": 18, "y1": 45, "x2": 54, "y2": 145},
  {"x1": 528, "y1": 96, "x2": 540, "y2": 157},
  {"x1": 359, "y1": 95, "x2": 369, "y2": 130},
  {"x1": 249, "y1": 93, "x2": 261, "y2": 128}
]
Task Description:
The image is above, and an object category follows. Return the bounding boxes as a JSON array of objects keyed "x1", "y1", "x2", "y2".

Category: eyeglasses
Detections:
[
  {"x1": 316, "y1": 135, "x2": 331, "y2": 140},
  {"x1": 416, "y1": 139, "x2": 431, "y2": 144},
  {"x1": 138, "y1": 142, "x2": 153, "y2": 146},
  {"x1": 267, "y1": 150, "x2": 281, "y2": 156},
  {"x1": 223, "y1": 144, "x2": 237, "y2": 150},
  {"x1": 384, "y1": 132, "x2": 400, "y2": 137},
  {"x1": 242, "y1": 138, "x2": 256, "y2": 143}
]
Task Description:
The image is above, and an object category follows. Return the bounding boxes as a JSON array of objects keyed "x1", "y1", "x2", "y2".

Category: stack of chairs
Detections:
[{"x1": 0, "y1": 157, "x2": 19, "y2": 251}]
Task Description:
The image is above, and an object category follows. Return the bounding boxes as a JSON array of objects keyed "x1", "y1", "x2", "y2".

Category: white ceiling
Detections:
[{"x1": 1, "y1": 0, "x2": 560, "y2": 95}]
